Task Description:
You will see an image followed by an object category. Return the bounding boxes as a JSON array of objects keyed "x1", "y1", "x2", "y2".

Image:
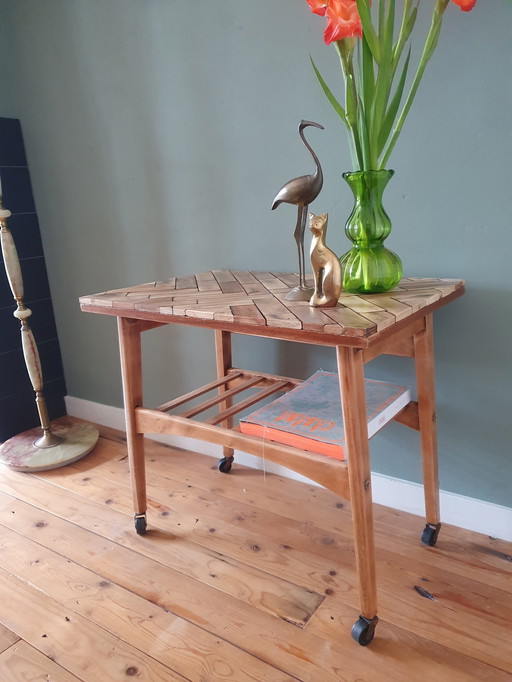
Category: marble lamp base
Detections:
[{"x1": 0, "y1": 417, "x2": 99, "y2": 472}]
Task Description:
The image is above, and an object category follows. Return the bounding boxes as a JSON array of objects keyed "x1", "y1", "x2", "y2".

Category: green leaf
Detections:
[
  {"x1": 424, "y1": 20, "x2": 443, "y2": 61},
  {"x1": 345, "y1": 68, "x2": 358, "y2": 128},
  {"x1": 310, "y1": 56, "x2": 348, "y2": 127},
  {"x1": 371, "y1": 0, "x2": 395, "y2": 164},
  {"x1": 333, "y1": 42, "x2": 365, "y2": 168},
  {"x1": 393, "y1": 1, "x2": 418, "y2": 70},
  {"x1": 380, "y1": 4, "x2": 447, "y2": 167},
  {"x1": 405, "y1": 3, "x2": 419, "y2": 36},
  {"x1": 356, "y1": 0, "x2": 381, "y2": 64},
  {"x1": 356, "y1": 92, "x2": 371, "y2": 170},
  {"x1": 361, "y1": 34, "x2": 375, "y2": 129},
  {"x1": 378, "y1": 0, "x2": 387, "y2": 38},
  {"x1": 378, "y1": 48, "x2": 411, "y2": 155}
]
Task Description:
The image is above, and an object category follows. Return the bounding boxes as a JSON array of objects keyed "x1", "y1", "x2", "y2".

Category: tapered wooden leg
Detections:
[
  {"x1": 414, "y1": 315, "x2": 441, "y2": 544},
  {"x1": 337, "y1": 346, "x2": 378, "y2": 642},
  {"x1": 214, "y1": 330, "x2": 234, "y2": 461},
  {"x1": 118, "y1": 317, "x2": 147, "y2": 532}
]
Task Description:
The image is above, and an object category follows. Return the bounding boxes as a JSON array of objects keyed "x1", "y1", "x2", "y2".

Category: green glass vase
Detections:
[{"x1": 340, "y1": 169, "x2": 402, "y2": 294}]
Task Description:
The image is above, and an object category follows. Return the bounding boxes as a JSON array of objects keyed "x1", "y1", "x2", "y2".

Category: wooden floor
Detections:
[{"x1": 0, "y1": 426, "x2": 511, "y2": 681}]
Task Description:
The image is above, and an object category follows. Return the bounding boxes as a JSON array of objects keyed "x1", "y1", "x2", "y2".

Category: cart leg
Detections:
[
  {"x1": 118, "y1": 317, "x2": 147, "y2": 534},
  {"x1": 215, "y1": 330, "x2": 235, "y2": 473},
  {"x1": 337, "y1": 346, "x2": 379, "y2": 645},
  {"x1": 414, "y1": 315, "x2": 441, "y2": 546}
]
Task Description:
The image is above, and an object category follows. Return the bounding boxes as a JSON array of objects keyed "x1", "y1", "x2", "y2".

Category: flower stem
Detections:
[
  {"x1": 335, "y1": 40, "x2": 365, "y2": 169},
  {"x1": 393, "y1": 0, "x2": 417, "y2": 69}
]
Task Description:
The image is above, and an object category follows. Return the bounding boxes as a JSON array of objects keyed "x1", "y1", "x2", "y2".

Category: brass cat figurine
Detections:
[{"x1": 309, "y1": 213, "x2": 341, "y2": 308}]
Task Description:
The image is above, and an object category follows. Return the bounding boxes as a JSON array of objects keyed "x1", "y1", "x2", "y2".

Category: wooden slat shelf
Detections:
[
  {"x1": 205, "y1": 380, "x2": 291, "y2": 426},
  {"x1": 143, "y1": 368, "x2": 418, "y2": 500},
  {"x1": 178, "y1": 376, "x2": 273, "y2": 420},
  {"x1": 156, "y1": 372, "x2": 245, "y2": 412},
  {"x1": 140, "y1": 369, "x2": 351, "y2": 497},
  {"x1": 156, "y1": 371, "x2": 295, "y2": 422}
]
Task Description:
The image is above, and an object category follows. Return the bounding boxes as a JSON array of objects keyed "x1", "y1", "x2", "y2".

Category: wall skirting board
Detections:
[{"x1": 65, "y1": 395, "x2": 512, "y2": 543}]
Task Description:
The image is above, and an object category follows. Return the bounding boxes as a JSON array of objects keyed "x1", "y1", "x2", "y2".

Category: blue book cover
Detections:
[{"x1": 239, "y1": 371, "x2": 411, "y2": 459}]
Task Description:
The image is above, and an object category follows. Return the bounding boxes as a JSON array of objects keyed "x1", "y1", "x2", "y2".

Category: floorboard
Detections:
[
  {"x1": 0, "y1": 623, "x2": 19, "y2": 654},
  {"x1": 0, "y1": 640, "x2": 83, "y2": 682},
  {"x1": 0, "y1": 429, "x2": 510, "y2": 682}
]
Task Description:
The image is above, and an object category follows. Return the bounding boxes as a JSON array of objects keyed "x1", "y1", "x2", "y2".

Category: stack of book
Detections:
[{"x1": 239, "y1": 371, "x2": 411, "y2": 460}]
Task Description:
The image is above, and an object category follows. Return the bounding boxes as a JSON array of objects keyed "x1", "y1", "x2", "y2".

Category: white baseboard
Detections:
[{"x1": 65, "y1": 395, "x2": 512, "y2": 543}]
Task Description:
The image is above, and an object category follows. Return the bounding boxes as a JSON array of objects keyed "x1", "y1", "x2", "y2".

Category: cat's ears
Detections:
[{"x1": 309, "y1": 212, "x2": 328, "y2": 223}]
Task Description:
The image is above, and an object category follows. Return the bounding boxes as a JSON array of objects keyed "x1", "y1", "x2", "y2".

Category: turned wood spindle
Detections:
[
  {"x1": 0, "y1": 180, "x2": 98, "y2": 472},
  {"x1": 0, "y1": 198, "x2": 63, "y2": 447}
]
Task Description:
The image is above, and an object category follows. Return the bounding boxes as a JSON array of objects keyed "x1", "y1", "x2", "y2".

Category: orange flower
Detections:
[
  {"x1": 307, "y1": 0, "x2": 478, "y2": 171},
  {"x1": 306, "y1": 0, "x2": 328, "y2": 16},
  {"x1": 451, "y1": 0, "x2": 476, "y2": 10},
  {"x1": 323, "y1": 0, "x2": 362, "y2": 44}
]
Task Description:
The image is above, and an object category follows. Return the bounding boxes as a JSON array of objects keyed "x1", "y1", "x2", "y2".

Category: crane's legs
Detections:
[{"x1": 286, "y1": 204, "x2": 314, "y2": 301}]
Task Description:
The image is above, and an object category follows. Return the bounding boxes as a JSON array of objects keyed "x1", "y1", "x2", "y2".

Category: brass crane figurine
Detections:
[{"x1": 271, "y1": 120, "x2": 324, "y2": 301}]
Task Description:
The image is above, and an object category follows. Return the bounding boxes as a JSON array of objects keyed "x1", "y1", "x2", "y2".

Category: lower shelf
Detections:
[
  {"x1": 135, "y1": 368, "x2": 351, "y2": 498},
  {"x1": 134, "y1": 368, "x2": 416, "y2": 500}
]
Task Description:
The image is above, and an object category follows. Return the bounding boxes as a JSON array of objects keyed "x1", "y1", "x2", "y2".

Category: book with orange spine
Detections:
[{"x1": 239, "y1": 371, "x2": 411, "y2": 460}]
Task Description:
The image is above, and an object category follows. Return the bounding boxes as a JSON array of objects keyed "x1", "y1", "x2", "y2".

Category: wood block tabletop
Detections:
[{"x1": 80, "y1": 271, "x2": 464, "y2": 344}]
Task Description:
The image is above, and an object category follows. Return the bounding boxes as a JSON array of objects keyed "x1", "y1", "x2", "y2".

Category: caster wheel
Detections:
[
  {"x1": 134, "y1": 514, "x2": 147, "y2": 535},
  {"x1": 217, "y1": 456, "x2": 234, "y2": 474},
  {"x1": 351, "y1": 615, "x2": 378, "y2": 646},
  {"x1": 421, "y1": 522, "x2": 441, "y2": 546}
]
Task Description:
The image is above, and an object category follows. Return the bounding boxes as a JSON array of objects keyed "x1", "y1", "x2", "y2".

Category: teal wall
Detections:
[{"x1": 1, "y1": 1, "x2": 510, "y2": 507}]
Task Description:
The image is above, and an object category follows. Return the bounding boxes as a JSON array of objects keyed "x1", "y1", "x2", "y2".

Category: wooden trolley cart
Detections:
[{"x1": 80, "y1": 270, "x2": 464, "y2": 645}]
